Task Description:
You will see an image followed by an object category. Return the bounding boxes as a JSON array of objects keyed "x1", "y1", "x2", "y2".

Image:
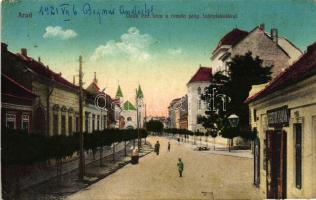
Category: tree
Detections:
[
  {"x1": 145, "y1": 120, "x2": 163, "y2": 134},
  {"x1": 201, "y1": 52, "x2": 272, "y2": 145}
]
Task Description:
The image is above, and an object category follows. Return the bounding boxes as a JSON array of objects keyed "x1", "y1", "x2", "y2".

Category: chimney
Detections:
[
  {"x1": 38, "y1": 56, "x2": 41, "y2": 62},
  {"x1": 259, "y1": 23, "x2": 265, "y2": 31},
  {"x1": 1, "y1": 43, "x2": 8, "y2": 51},
  {"x1": 73, "y1": 75, "x2": 76, "y2": 85},
  {"x1": 271, "y1": 28, "x2": 278, "y2": 44},
  {"x1": 21, "y1": 48, "x2": 27, "y2": 57}
]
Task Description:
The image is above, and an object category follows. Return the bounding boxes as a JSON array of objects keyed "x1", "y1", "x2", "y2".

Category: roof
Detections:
[
  {"x1": 136, "y1": 85, "x2": 144, "y2": 99},
  {"x1": 15, "y1": 53, "x2": 79, "y2": 90},
  {"x1": 123, "y1": 100, "x2": 136, "y2": 111},
  {"x1": 115, "y1": 85, "x2": 123, "y2": 98},
  {"x1": 187, "y1": 67, "x2": 212, "y2": 84},
  {"x1": 168, "y1": 98, "x2": 182, "y2": 108},
  {"x1": 246, "y1": 42, "x2": 316, "y2": 103},
  {"x1": 86, "y1": 82, "x2": 100, "y2": 94},
  {"x1": 2, "y1": 73, "x2": 37, "y2": 100},
  {"x1": 213, "y1": 28, "x2": 249, "y2": 54}
]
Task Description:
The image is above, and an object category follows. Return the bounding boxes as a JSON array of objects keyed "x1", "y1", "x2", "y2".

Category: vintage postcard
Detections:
[{"x1": 1, "y1": 0, "x2": 316, "y2": 199}]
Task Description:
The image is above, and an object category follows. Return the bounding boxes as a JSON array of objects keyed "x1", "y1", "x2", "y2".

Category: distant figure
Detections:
[
  {"x1": 177, "y1": 158, "x2": 184, "y2": 177},
  {"x1": 177, "y1": 138, "x2": 180, "y2": 143},
  {"x1": 167, "y1": 141, "x2": 171, "y2": 152},
  {"x1": 154, "y1": 141, "x2": 160, "y2": 155}
]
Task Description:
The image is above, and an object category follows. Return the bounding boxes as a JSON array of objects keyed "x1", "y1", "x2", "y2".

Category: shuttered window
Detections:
[{"x1": 294, "y1": 123, "x2": 302, "y2": 189}]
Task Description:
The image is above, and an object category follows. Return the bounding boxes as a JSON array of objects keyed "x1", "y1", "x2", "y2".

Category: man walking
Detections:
[
  {"x1": 167, "y1": 141, "x2": 171, "y2": 152},
  {"x1": 177, "y1": 158, "x2": 184, "y2": 177},
  {"x1": 154, "y1": 141, "x2": 160, "y2": 155}
]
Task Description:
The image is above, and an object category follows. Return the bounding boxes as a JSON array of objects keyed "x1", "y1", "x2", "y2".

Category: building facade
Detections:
[
  {"x1": 115, "y1": 85, "x2": 145, "y2": 129},
  {"x1": 187, "y1": 66, "x2": 212, "y2": 132},
  {"x1": 211, "y1": 24, "x2": 302, "y2": 77},
  {"x1": 1, "y1": 73, "x2": 37, "y2": 132},
  {"x1": 246, "y1": 42, "x2": 316, "y2": 199}
]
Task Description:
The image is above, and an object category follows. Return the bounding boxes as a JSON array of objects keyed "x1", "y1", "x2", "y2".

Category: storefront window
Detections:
[
  {"x1": 68, "y1": 116, "x2": 73, "y2": 135},
  {"x1": 61, "y1": 115, "x2": 66, "y2": 135}
]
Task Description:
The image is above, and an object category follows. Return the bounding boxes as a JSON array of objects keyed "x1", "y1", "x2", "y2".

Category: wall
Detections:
[
  {"x1": 249, "y1": 76, "x2": 316, "y2": 198},
  {"x1": 187, "y1": 82, "x2": 209, "y2": 132},
  {"x1": 232, "y1": 28, "x2": 290, "y2": 78}
]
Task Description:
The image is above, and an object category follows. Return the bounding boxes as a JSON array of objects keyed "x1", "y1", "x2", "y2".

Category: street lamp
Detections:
[
  {"x1": 228, "y1": 114, "x2": 239, "y2": 128},
  {"x1": 227, "y1": 114, "x2": 239, "y2": 152}
]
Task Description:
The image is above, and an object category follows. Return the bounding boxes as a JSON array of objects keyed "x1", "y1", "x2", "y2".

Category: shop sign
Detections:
[{"x1": 267, "y1": 106, "x2": 290, "y2": 127}]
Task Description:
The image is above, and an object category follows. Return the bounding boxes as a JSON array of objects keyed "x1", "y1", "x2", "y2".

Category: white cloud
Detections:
[
  {"x1": 91, "y1": 27, "x2": 155, "y2": 62},
  {"x1": 43, "y1": 26, "x2": 77, "y2": 40},
  {"x1": 167, "y1": 48, "x2": 182, "y2": 56}
]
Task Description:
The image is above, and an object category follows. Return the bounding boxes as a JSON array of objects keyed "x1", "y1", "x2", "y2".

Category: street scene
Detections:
[
  {"x1": 1, "y1": 0, "x2": 316, "y2": 199},
  {"x1": 68, "y1": 137, "x2": 259, "y2": 200}
]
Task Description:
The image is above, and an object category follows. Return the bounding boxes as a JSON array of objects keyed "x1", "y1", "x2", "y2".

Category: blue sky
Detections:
[{"x1": 2, "y1": 0, "x2": 316, "y2": 116}]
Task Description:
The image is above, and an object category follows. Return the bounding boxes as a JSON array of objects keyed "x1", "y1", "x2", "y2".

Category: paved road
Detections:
[{"x1": 67, "y1": 136, "x2": 261, "y2": 200}]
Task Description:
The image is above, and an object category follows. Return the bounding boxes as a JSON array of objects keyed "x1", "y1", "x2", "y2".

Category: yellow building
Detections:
[{"x1": 246, "y1": 42, "x2": 316, "y2": 199}]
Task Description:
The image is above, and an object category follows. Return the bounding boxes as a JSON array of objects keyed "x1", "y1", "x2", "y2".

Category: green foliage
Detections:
[
  {"x1": 145, "y1": 120, "x2": 163, "y2": 133},
  {"x1": 2, "y1": 128, "x2": 148, "y2": 166},
  {"x1": 201, "y1": 52, "x2": 272, "y2": 139}
]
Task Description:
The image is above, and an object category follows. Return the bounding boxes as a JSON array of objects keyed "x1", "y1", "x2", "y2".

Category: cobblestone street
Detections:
[{"x1": 67, "y1": 136, "x2": 261, "y2": 200}]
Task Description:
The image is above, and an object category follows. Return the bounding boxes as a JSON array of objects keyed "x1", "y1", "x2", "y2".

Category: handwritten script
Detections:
[{"x1": 39, "y1": 3, "x2": 155, "y2": 24}]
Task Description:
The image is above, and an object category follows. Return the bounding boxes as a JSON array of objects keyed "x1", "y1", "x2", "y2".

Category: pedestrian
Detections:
[
  {"x1": 177, "y1": 138, "x2": 180, "y2": 144},
  {"x1": 167, "y1": 141, "x2": 171, "y2": 152},
  {"x1": 154, "y1": 141, "x2": 160, "y2": 155},
  {"x1": 177, "y1": 158, "x2": 184, "y2": 177}
]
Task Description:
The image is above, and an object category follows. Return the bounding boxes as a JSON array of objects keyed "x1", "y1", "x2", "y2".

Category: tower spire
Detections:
[
  {"x1": 115, "y1": 84, "x2": 123, "y2": 98},
  {"x1": 93, "y1": 72, "x2": 98, "y2": 84}
]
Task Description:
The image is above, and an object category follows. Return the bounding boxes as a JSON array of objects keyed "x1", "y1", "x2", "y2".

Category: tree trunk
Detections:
[
  {"x1": 124, "y1": 141, "x2": 127, "y2": 156},
  {"x1": 113, "y1": 143, "x2": 115, "y2": 161},
  {"x1": 100, "y1": 146, "x2": 103, "y2": 166}
]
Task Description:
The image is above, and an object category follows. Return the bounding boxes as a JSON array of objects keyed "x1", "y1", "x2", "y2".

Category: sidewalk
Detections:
[
  {"x1": 167, "y1": 136, "x2": 253, "y2": 159},
  {"x1": 7, "y1": 141, "x2": 153, "y2": 200}
]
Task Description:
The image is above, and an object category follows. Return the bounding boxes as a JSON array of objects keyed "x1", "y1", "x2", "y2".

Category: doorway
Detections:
[{"x1": 266, "y1": 130, "x2": 287, "y2": 199}]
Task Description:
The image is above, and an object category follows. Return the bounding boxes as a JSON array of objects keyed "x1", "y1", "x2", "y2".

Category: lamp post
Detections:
[
  {"x1": 227, "y1": 114, "x2": 239, "y2": 152},
  {"x1": 136, "y1": 98, "x2": 144, "y2": 150}
]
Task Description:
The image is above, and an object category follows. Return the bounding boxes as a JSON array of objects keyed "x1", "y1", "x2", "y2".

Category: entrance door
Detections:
[{"x1": 266, "y1": 130, "x2": 287, "y2": 199}]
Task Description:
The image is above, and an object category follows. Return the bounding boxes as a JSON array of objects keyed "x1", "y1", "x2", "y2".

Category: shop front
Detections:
[{"x1": 246, "y1": 42, "x2": 316, "y2": 199}]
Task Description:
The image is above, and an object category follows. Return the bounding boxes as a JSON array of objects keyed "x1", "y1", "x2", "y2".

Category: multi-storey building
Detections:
[{"x1": 211, "y1": 24, "x2": 302, "y2": 77}]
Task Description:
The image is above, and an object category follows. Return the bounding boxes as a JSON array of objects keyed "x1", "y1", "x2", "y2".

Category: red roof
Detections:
[
  {"x1": 213, "y1": 28, "x2": 249, "y2": 54},
  {"x1": 16, "y1": 53, "x2": 79, "y2": 90},
  {"x1": 246, "y1": 42, "x2": 316, "y2": 103},
  {"x1": 2, "y1": 73, "x2": 37, "y2": 100},
  {"x1": 187, "y1": 67, "x2": 212, "y2": 84}
]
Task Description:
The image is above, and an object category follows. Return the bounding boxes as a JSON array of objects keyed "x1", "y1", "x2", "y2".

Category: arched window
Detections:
[
  {"x1": 127, "y1": 117, "x2": 132, "y2": 121},
  {"x1": 197, "y1": 87, "x2": 201, "y2": 95}
]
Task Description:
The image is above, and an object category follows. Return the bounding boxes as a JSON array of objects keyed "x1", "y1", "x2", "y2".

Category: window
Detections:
[
  {"x1": 75, "y1": 116, "x2": 79, "y2": 132},
  {"x1": 92, "y1": 114, "x2": 95, "y2": 131},
  {"x1": 53, "y1": 113, "x2": 58, "y2": 135},
  {"x1": 294, "y1": 123, "x2": 302, "y2": 189},
  {"x1": 68, "y1": 116, "x2": 73, "y2": 135},
  {"x1": 197, "y1": 87, "x2": 201, "y2": 95},
  {"x1": 85, "y1": 114, "x2": 89, "y2": 133},
  {"x1": 6, "y1": 113, "x2": 16, "y2": 129},
  {"x1": 21, "y1": 114, "x2": 30, "y2": 132},
  {"x1": 61, "y1": 115, "x2": 66, "y2": 135},
  {"x1": 97, "y1": 115, "x2": 100, "y2": 130},
  {"x1": 198, "y1": 100, "x2": 201, "y2": 110},
  {"x1": 127, "y1": 117, "x2": 132, "y2": 121},
  {"x1": 254, "y1": 109, "x2": 257, "y2": 122}
]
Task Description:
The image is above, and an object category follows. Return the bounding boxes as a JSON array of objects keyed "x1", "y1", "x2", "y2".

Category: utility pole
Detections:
[{"x1": 78, "y1": 55, "x2": 85, "y2": 180}]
